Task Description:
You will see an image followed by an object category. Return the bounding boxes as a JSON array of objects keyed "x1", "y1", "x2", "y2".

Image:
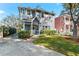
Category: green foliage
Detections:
[
  {"x1": 40, "y1": 29, "x2": 57, "y2": 35},
  {"x1": 18, "y1": 30, "x2": 30, "y2": 39},
  {"x1": 33, "y1": 35, "x2": 79, "y2": 56},
  {"x1": 3, "y1": 26, "x2": 16, "y2": 37},
  {"x1": 64, "y1": 32, "x2": 72, "y2": 36},
  {"x1": 3, "y1": 26, "x2": 9, "y2": 37},
  {"x1": 63, "y1": 3, "x2": 78, "y2": 10},
  {"x1": 9, "y1": 27, "x2": 16, "y2": 34}
]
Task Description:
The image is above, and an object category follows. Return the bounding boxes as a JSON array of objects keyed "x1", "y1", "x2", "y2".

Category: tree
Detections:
[
  {"x1": 63, "y1": 3, "x2": 79, "y2": 39},
  {"x1": 60, "y1": 10, "x2": 66, "y2": 16},
  {"x1": 2, "y1": 15, "x2": 22, "y2": 30}
]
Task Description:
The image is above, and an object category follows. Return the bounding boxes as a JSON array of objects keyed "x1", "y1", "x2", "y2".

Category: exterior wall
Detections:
[
  {"x1": 55, "y1": 16, "x2": 64, "y2": 33},
  {"x1": 63, "y1": 14, "x2": 71, "y2": 33},
  {"x1": 37, "y1": 13, "x2": 54, "y2": 30},
  {"x1": 49, "y1": 16, "x2": 55, "y2": 30},
  {"x1": 0, "y1": 32, "x2": 3, "y2": 38},
  {"x1": 43, "y1": 14, "x2": 54, "y2": 30}
]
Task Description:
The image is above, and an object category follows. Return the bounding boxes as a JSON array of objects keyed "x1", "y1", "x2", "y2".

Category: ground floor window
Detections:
[{"x1": 25, "y1": 24, "x2": 31, "y2": 30}]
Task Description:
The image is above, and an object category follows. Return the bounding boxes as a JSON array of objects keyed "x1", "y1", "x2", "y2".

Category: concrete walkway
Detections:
[{"x1": 0, "y1": 35, "x2": 64, "y2": 56}]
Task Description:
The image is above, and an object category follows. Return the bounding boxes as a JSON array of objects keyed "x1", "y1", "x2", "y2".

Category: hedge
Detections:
[
  {"x1": 40, "y1": 29, "x2": 57, "y2": 35},
  {"x1": 18, "y1": 30, "x2": 30, "y2": 39},
  {"x1": 3, "y1": 26, "x2": 16, "y2": 37}
]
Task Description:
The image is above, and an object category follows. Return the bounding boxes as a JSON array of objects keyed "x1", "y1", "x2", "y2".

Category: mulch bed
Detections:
[{"x1": 62, "y1": 35, "x2": 79, "y2": 43}]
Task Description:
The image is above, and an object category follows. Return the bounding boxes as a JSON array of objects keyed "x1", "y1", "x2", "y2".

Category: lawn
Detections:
[{"x1": 33, "y1": 34, "x2": 79, "y2": 56}]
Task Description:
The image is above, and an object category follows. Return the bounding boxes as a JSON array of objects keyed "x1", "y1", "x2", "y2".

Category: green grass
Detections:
[{"x1": 33, "y1": 34, "x2": 79, "y2": 56}]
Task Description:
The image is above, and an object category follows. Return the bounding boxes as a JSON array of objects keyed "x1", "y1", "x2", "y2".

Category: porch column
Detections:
[
  {"x1": 23, "y1": 22, "x2": 25, "y2": 30},
  {"x1": 38, "y1": 23, "x2": 40, "y2": 35},
  {"x1": 30, "y1": 21, "x2": 33, "y2": 36},
  {"x1": 69, "y1": 18, "x2": 71, "y2": 32},
  {"x1": 25, "y1": 8, "x2": 27, "y2": 15},
  {"x1": 30, "y1": 10, "x2": 32, "y2": 18},
  {"x1": 63, "y1": 16, "x2": 66, "y2": 34}
]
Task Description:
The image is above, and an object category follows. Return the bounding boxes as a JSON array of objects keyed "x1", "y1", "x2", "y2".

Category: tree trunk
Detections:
[
  {"x1": 73, "y1": 22, "x2": 77, "y2": 39},
  {"x1": 69, "y1": 4, "x2": 78, "y2": 39}
]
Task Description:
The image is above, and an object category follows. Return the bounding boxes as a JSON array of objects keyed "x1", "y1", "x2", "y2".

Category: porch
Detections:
[{"x1": 22, "y1": 17, "x2": 40, "y2": 35}]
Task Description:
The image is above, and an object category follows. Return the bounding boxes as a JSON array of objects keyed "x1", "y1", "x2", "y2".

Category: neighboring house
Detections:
[
  {"x1": 18, "y1": 7, "x2": 54, "y2": 35},
  {"x1": 55, "y1": 13, "x2": 79, "y2": 37},
  {"x1": 55, "y1": 14, "x2": 73, "y2": 35},
  {"x1": 55, "y1": 16, "x2": 64, "y2": 33}
]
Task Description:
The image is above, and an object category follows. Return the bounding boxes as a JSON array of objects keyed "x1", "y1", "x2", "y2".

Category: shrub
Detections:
[
  {"x1": 3, "y1": 26, "x2": 9, "y2": 37},
  {"x1": 18, "y1": 30, "x2": 30, "y2": 39},
  {"x1": 64, "y1": 32, "x2": 72, "y2": 36},
  {"x1": 3, "y1": 26, "x2": 16, "y2": 37},
  {"x1": 9, "y1": 27, "x2": 16, "y2": 34},
  {"x1": 40, "y1": 29, "x2": 57, "y2": 35},
  {"x1": 33, "y1": 35, "x2": 79, "y2": 56}
]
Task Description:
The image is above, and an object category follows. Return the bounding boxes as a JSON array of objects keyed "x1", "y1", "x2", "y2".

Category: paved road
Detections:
[{"x1": 0, "y1": 36, "x2": 64, "y2": 56}]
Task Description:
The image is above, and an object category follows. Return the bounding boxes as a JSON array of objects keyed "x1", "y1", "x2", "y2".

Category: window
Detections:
[
  {"x1": 66, "y1": 17, "x2": 69, "y2": 21},
  {"x1": 46, "y1": 26, "x2": 47, "y2": 28},
  {"x1": 27, "y1": 10, "x2": 30, "y2": 15},
  {"x1": 49, "y1": 16, "x2": 51, "y2": 19},
  {"x1": 32, "y1": 10, "x2": 35, "y2": 17},
  {"x1": 66, "y1": 25, "x2": 69, "y2": 30},
  {"x1": 70, "y1": 25, "x2": 73, "y2": 32}
]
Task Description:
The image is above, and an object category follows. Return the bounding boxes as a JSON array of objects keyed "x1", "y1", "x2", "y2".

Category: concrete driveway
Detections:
[{"x1": 0, "y1": 37, "x2": 64, "y2": 56}]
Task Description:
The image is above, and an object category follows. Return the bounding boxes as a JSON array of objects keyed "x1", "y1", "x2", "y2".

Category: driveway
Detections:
[{"x1": 0, "y1": 35, "x2": 64, "y2": 56}]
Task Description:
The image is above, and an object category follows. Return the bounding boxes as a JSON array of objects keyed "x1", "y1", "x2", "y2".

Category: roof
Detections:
[
  {"x1": 23, "y1": 18, "x2": 32, "y2": 22},
  {"x1": 18, "y1": 7, "x2": 54, "y2": 16}
]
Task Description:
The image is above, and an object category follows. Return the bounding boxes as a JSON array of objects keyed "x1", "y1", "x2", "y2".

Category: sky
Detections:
[{"x1": 0, "y1": 3, "x2": 64, "y2": 21}]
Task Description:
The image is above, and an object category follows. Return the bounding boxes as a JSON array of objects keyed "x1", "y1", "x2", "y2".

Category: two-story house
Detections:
[
  {"x1": 55, "y1": 14, "x2": 73, "y2": 35},
  {"x1": 55, "y1": 13, "x2": 79, "y2": 37},
  {"x1": 18, "y1": 7, "x2": 54, "y2": 35}
]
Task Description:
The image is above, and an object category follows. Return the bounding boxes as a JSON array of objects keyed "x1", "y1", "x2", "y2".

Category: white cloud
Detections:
[
  {"x1": 0, "y1": 10, "x2": 6, "y2": 21},
  {"x1": 0, "y1": 10, "x2": 5, "y2": 14}
]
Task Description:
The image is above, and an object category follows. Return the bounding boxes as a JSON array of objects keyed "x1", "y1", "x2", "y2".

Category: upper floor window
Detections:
[
  {"x1": 66, "y1": 25, "x2": 69, "y2": 30},
  {"x1": 27, "y1": 10, "x2": 30, "y2": 15},
  {"x1": 48, "y1": 16, "x2": 51, "y2": 19},
  {"x1": 66, "y1": 17, "x2": 69, "y2": 21},
  {"x1": 36, "y1": 12, "x2": 40, "y2": 17},
  {"x1": 32, "y1": 10, "x2": 36, "y2": 17}
]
